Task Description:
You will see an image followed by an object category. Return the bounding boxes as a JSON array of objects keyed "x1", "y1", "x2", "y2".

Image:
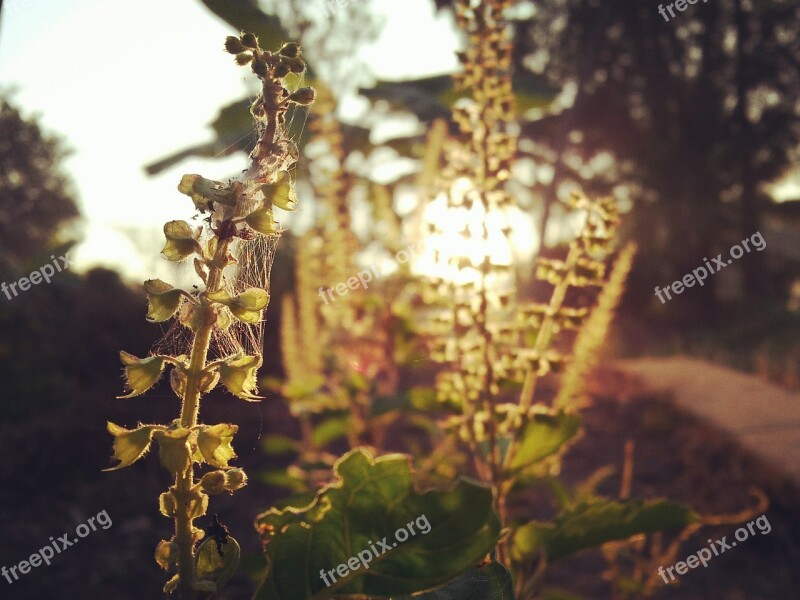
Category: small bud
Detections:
[
  {"x1": 240, "y1": 32, "x2": 258, "y2": 49},
  {"x1": 251, "y1": 59, "x2": 269, "y2": 78},
  {"x1": 286, "y1": 56, "x2": 306, "y2": 74},
  {"x1": 224, "y1": 36, "x2": 245, "y2": 54},
  {"x1": 235, "y1": 52, "x2": 253, "y2": 66},
  {"x1": 273, "y1": 61, "x2": 291, "y2": 78},
  {"x1": 200, "y1": 470, "x2": 227, "y2": 495},
  {"x1": 225, "y1": 468, "x2": 248, "y2": 491},
  {"x1": 279, "y1": 42, "x2": 300, "y2": 58},
  {"x1": 289, "y1": 87, "x2": 316, "y2": 106}
]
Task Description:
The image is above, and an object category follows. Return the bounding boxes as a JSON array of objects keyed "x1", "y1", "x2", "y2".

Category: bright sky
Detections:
[{"x1": 0, "y1": 0, "x2": 460, "y2": 281}]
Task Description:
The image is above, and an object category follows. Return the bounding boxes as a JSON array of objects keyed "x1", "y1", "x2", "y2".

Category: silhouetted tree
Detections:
[{"x1": 0, "y1": 96, "x2": 80, "y2": 276}]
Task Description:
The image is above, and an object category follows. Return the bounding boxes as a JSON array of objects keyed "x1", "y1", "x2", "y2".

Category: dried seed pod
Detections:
[
  {"x1": 240, "y1": 31, "x2": 258, "y2": 49},
  {"x1": 251, "y1": 59, "x2": 268, "y2": 78},
  {"x1": 289, "y1": 87, "x2": 316, "y2": 106},
  {"x1": 224, "y1": 36, "x2": 245, "y2": 55}
]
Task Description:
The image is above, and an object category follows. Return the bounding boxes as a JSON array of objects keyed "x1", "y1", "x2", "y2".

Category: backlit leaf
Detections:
[
  {"x1": 103, "y1": 422, "x2": 161, "y2": 471},
  {"x1": 510, "y1": 412, "x2": 581, "y2": 472},
  {"x1": 217, "y1": 354, "x2": 262, "y2": 400},
  {"x1": 162, "y1": 220, "x2": 202, "y2": 261},
  {"x1": 118, "y1": 351, "x2": 167, "y2": 398},
  {"x1": 253, "y1": 448, "x2": 501, "y2": 600},
  {"x1": 197, "y1": 423, "x2": 238, "y2": 468},
  {"x1": 196, "y1": 535, "x2": 241, "y2": 590},
  {"x1": 153, "y1": 428, "x2": 192, "y2": 475},
  {"x1": 511, "y1": 498, "x2": 698, "y2": 563},
  {"x1": 143, "y1": 279, "x2": 184, "y2": 322}
]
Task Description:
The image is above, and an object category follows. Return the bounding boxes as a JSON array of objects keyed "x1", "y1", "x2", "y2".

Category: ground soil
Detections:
[{"x1": 1, "y1": 365, "x2": 798, "y2": 599}]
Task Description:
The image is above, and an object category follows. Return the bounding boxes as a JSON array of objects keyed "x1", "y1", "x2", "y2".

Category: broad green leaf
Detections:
[
  {"x1": 246, "y1": 205, "x2": 278, "y2": 235},
  {"x1": 509, "y1": 412, "x2": 581, "y2": 472},
  {"x1": 261, "y1": 171, "x2": 297, "y2": 211},
  {"x1": 103, "y1": 422, "x2": 160, "y2": 471},
  {"x1": 197, "y1": 423, "x2": 238, "y2": 468},
  {"x1": 217, "y1": 353, "x2": 263, "y2": 399},
  {"x1": 143, "y1": 279, "x2": 184, "y2": 322},
  {"x1": 196, "y1": 535, "x2": 241, "y2": 589},
  {"x1": 153, "y1": 428, "x2": 192, "y2": 475},
  {"x1": 253, "y1": 448, "x2": 501, "y2": 600},
  {"x1": 118, "y1": 351, "x2": 167, "y2": 398},
  {"x1": 162, "y1": 220, "x2": 201, "y2": 261},
  {"x1": 393, "y1": 561, "x2": 515, "y2": 600},
  {"x1": 511, "y1": 499, "x2": 698, "y2": 563}
]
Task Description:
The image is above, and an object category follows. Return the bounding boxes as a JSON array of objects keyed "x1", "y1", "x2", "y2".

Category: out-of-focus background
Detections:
[{"x1": 1, "y1": 0, "x2": 799, "y2": 598}]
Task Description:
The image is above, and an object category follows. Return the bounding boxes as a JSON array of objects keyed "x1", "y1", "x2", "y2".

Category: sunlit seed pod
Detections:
[{"x1": 240, "y1": 32, "x2": 258, "y2": 49}]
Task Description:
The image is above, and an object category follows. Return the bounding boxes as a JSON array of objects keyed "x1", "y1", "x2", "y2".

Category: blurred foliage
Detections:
[{"x1": 0, "y1": 96, "x2": 80, "y2": 277}]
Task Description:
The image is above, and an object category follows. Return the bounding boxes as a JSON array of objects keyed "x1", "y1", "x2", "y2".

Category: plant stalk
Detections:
[{"x1": 174, "y1": 238, "x2": 231, "y2": 600}]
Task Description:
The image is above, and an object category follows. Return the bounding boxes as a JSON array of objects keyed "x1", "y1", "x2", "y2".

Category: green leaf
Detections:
[
  {"x1": 253, "y1": 448, "x2": 501, "y2": 600},
  {"x1": 207, "y1": 288, "x2": 269, "y2": 324},
  {"x1": 162, "y1": 220, "x2": 201, "y2": 261},
  {"x1": 178, "y1": 174, "x2": 236, "y2": 210},
  {"x1": 509, "y1": 412, "x2": 581, "y2": 472},
  {"x1": 262, "y1": 434, "x2": 299, "y2": 455},
  {"x1": 103, "y1": 422, "x2": 160, "y2": 471},
  {"x1": 155, "y1": 540, "x2": 178, "y2": 571},
  {"x1": 311, "y1": 415, "x2": 350, "y2": 447},
  {"x1": 246, "y1": 205, "x2": 278, "y2": 235},
  {"x1": 143, "y1": 279, "x2": 184, "y2": 322},
  {"x1": 511, "y1": 499, "x2": 698, "y2": 563},
  {"x1": 393, "y1": 561, "x2": 515, "y2": 600},
  {"x1": 196, "y1": 535, "x2": 241, "y2": 590},
  {"x1": 261, "y1": 171, "x2": 297, "y2": 211},
  {"x1": 257, "y1": 469, "x2": 308, "y2": 493},
  {"x1": 217, "y1": 353, "x2": 263, "y2": 399},
  {"x1": 118, "y1": 351, "x2": 167, "y2": 398},
  {"x1": 197, "y1": 423, "x2": 238, "y2": 468},
  {"x1": 153, "y1": 428, "x2": 192, "y2": 475}
]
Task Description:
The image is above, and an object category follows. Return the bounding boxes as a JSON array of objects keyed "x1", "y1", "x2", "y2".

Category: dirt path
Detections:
[{"x1": 615, "y1": 356, "x2": 800, "y2": 483}]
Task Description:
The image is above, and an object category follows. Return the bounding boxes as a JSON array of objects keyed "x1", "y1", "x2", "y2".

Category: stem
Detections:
[
  {"x1": 502, "y1": 242, "x2": 580, "y2": 476},
  {"x1": 174, "y1": 238, "x2": 232, "y2": 600}
]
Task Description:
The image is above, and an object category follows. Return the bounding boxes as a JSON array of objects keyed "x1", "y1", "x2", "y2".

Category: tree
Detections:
[
  {"x1": 0, "y1": 96, "x2": 80, "y2": 275},
  {"x1": 512, "y1": 0, "x2": 800, "y2": 316}
]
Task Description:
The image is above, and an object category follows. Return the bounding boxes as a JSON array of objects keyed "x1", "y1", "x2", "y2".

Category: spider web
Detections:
[{"x1": 151, "y1": 72, "x2": 313, "y2": 363}]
